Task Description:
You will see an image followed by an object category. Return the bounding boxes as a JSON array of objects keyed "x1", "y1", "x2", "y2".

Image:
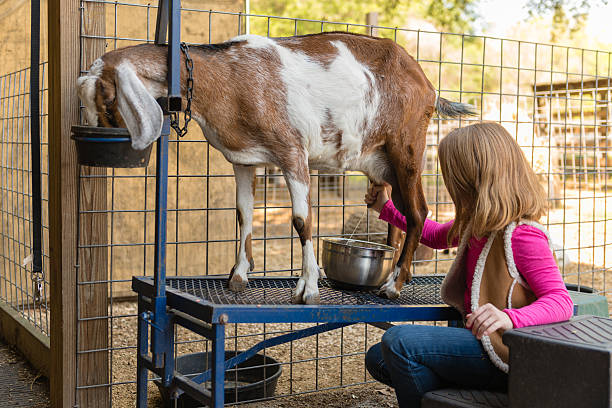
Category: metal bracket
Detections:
[
  {"x1": 156, "y1": 96, "x2": 182, "y2": 114},
  {"x1": 140, "y1": 311, "x2": 165, "y2": 332}
]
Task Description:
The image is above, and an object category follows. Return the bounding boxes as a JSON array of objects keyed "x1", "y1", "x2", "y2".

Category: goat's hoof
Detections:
[
  {"x1": 304, "y1": 293, "x2": 320, "y2": 305},
  {"x1": 318, "y1": 267, "x2": 326, "y2": 278},
  {"x1": 291, "y1": 277, "x2": 320, "y2": 304},
  {"x1": 292, "y1": 291, "x2": 320, "y2": 305},
  {"x1": 377, "y1": 284, "x2": 400, "y2": 299},
  {"x1": 228, "y1": 275, "x2": 248, "y2": 292}
]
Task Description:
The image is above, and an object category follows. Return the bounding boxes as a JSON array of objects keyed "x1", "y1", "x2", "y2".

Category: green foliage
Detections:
[
  {"x1": 248, "y1": 0, "x2": 480, "y2": 38},
  {"x1": 425, "y1": 0, "x2": 480, "y2": 33},
  {"x1": 526, "y1": 0, "x2": 608, "y2": 41}
]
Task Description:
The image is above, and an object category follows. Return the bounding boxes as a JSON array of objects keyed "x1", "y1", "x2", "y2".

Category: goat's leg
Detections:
[
  {"x1": 384, "y1": 175, "x2": 405, "y2": 268},
  {"x1": 378, "y1": 176, "x2": 427, "y2": 298},
  {"x1": 377, "y1": 106, "x2": 431, "y2": 298},
  {"x1": 283, "y1": 172, "x2": 320, "y2": 305},
  {"x1": 228, "y1": 164, "x2": 256, "y2": 292},
  {"x1": 387, "y1": 224, "x2": 404, "y2": 267}
]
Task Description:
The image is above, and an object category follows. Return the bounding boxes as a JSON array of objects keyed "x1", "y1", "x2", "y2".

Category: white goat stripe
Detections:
[
  {"x1": 232, "y1": 34, "x2": 275, "y2": 49},
  {"x1": 285, "y1": 177, "x2": 310, "y2": 220},
  {"x1": 235, "y1": 168, "x2": 254, "y2": 235},
  {"x1": 302, "y1": 240, "x2": 319, "y2": 277},
  {"x1": 230, "y1": 35, "x2": 381, "y2": 171}
]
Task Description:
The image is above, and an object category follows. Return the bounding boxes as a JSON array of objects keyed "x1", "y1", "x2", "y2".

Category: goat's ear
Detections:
[{"x1": 115, "y1": 63, "x2": 163, "y2": 150}]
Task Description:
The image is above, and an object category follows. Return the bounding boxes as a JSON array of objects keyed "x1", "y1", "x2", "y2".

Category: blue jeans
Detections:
[{"x1": 365, "y1": 324, "x2": 508, "y2": 408}]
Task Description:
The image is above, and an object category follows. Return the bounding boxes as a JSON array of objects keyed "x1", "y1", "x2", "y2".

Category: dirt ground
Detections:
[
  {"x1": 239, "y1": 384, "x2": 398, "y2": 408},
  {"x1": 0, "y1": 338, "x2": 49, "y2": 407},
  {"x1": 110, "y1": 301, "x2": 408, "y2": 407}
]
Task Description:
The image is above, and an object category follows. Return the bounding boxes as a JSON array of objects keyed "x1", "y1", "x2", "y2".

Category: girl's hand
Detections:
[
  {"x1": 364, "y1": 183, "x2": 391, "y2": 213},
  {"x1": 465, "y1": 303, "x2": 514, "y2": 339}
]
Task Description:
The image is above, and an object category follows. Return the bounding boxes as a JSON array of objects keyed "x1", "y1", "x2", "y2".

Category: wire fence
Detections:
[
  {"x1": 0, "y1": 63, "x2": 50, "y2": 336},
  {"x1": 0, "y1": 0, "x2": 609, "y2": 406}
]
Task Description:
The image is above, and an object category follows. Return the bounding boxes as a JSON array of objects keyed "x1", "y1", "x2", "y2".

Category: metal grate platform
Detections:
[{"x1": 167, "y1": 275, "x2": 446, "y2": 306}]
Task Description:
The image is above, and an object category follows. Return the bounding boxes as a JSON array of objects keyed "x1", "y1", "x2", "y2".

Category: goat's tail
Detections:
[{"x1": 435, "y1": 96, "x2": 477, "y2": 118}]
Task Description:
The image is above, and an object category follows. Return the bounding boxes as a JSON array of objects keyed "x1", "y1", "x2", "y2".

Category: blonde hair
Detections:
[{"x1": 438, "y1": 122, "x2": 547, "y2": 244}]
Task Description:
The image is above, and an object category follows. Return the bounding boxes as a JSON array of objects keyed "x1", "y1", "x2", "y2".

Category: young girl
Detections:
[{"x1": 364, "y1": 122, "x2": 573, "y2": 408}]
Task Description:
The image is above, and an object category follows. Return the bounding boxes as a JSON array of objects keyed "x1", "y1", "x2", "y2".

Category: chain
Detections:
[{"x1": 170, "y1": 42, "x2": 194, "y2": 138}]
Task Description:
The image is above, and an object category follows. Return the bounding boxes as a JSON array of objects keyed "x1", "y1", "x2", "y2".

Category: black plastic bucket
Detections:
[
  {"x1": 565, "y1": 283, "x2": 594, "y2": 293},
  {"x1": 156, "y1": 351, "x2": 282, "y2": 407},
  {"x1": 71, "y1": 125, "x2": 152, "y2": 168}
]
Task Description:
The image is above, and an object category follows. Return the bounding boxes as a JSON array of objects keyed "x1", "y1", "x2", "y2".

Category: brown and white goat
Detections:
[{"x1": 77, "y1": 32, "x2": 472, "y2": 304}]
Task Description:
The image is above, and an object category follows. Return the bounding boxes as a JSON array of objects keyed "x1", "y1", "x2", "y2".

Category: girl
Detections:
[{"x1": 364, "y1": 122, "x2": 573, "y2": 407}]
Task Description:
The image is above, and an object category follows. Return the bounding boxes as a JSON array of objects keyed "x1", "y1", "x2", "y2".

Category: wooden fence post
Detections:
[
  {"x1": 77, "y1": 3, "x2": 109, "y2": 407},
  {"x1": 366, "y1": 12, "x2": 378, "y2": 37},
  {"x1": 48, "y1": 0, "x2": 80, "y2": 406}
]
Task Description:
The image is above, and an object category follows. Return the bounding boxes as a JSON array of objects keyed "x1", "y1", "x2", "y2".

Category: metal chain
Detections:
[{"x1": 170, "y1": 42, "x2": 194, "y2": 137}]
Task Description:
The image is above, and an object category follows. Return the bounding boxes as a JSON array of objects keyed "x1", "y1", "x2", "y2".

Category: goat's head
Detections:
[{"x1": 77, "y1": 54, "x2": 164, "y2": 150}]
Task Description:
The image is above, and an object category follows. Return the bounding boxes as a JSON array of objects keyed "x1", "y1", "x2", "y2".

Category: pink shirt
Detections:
[{"x1": 379, "y1": 200, "x2": 574, "y2": 328}]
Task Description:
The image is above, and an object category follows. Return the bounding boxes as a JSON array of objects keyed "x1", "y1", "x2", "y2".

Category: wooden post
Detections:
[
  {"x1": 77, "y1": 2, "x2": 109, "y2": 407},
  {"x1": 48, "y1": 0, "x2": 79, "y2": 406},
  {"x1": 366, "y1": 12, "x2": 378, "y2": 37}
]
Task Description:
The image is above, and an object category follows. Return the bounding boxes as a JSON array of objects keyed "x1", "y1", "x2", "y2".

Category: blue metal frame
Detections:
[
  {"x1": 134, "y1": 2, "x2": 460, "y2": 406},
  {"x1": 134, "y1": 274, "x2": 460, "y2": 407}
]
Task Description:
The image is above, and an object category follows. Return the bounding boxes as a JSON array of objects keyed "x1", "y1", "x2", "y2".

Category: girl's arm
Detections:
[
  {"x1": 378, "y1": 200, "x2": 456, "y2": 250},
  {"x1": 503, "y1": 225, "x2": 574, "y2": 328}
]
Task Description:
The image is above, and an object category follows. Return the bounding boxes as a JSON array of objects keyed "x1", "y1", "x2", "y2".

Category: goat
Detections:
[{"x1": 77, "y1": 32, "x2": 473, "y2": 304}]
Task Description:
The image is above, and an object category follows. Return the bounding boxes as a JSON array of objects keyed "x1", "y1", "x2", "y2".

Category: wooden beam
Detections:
[
  {"x1": 534, "y1": 77, "x2": 612, "y2": 93},
  {"x1": 366, "y1": 12, "x2": 378, "y2": 37},
  {"x1": 77, "y1": 3, "x2": 109, "y2": 407},
  {"x1": 48, "y1": 0, "x2": 79, "y2": 406}
]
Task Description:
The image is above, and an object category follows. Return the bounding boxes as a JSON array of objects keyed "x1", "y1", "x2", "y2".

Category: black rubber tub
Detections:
[
  {"x1": 71, "y1": 125, "x2": 152, "y2": 168},
  {"x1": 565, "y1": 283, "x2": 594, "y2": 293},
  {"x1": 156, "y1": 351, "x2": 282, "y2": 407}
]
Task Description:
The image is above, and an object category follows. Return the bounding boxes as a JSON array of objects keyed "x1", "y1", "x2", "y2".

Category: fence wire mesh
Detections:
[
  {"x1": 0, "y1": 63, "x2": 50, "y2": 336},
  {"x1": 0, "y1": 0, "x2": 605, "y2": 406},
  {"x1": 72, "y1": 3, "x2": 612, "y2": 406}
]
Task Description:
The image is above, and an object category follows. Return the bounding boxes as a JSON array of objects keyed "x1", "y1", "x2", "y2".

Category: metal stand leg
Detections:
[
  {"x1": 163, "y1": 318, "x2": 175, "y2": 387},
  {"x1": 137, "y1": 300, "x2": 149, "y2": 408},
  {"x1": 211, "y1": 324, "x2": 226, "y2": 408}
]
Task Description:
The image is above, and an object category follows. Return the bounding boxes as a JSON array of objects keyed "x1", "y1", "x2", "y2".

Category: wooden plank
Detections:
[
  {"x1": 48, "y1": 0, "x2": 79, "y2": 406},
  {"x1": 534, "y1": 77, "x2": 612, "y2": 93},
  {"x1": 366, "y1": 12, "x2": 378, "y2": 37},
  {"x1": 0, "y1": 299, "x2": 50, "y2": 377},
  {"x1": 76, "y1": 3, "x2": 109, "y2": 407}
]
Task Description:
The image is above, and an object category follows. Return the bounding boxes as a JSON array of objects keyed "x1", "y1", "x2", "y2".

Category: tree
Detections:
[
  {"x1": 249, "y1": 0, "x2": 481, "y2": 37},
  {"x1": 526, "y1": 0, "x2": 609, "y2": 41}
]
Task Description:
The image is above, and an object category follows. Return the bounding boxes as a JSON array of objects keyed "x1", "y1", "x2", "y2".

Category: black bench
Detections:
[
  {"x1": 422, "y1": 389, "x2": 508, "y2": 408},
  {"x1": 422, "y1": 315, "x2": 612, "y2": 408}
]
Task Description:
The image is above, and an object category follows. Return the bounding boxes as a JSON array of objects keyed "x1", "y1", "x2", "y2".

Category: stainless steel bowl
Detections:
[{"x1": 321, "y1": 238, "x2": 396, "y2": 289}]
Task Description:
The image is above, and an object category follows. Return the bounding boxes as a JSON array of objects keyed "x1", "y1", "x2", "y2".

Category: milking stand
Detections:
[{"x1": 133, "y1": 2, "x2": 461, "y2": 406}]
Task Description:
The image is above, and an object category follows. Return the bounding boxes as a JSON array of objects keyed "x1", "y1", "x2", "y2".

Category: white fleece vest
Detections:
[{"x1": 440, "y1": 220, "x2": 554, "y2": 373}]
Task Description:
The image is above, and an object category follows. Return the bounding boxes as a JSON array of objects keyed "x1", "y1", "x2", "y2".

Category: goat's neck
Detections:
[{"x1": 130, "y1": 48, "x2": 217, "y2": 118}]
